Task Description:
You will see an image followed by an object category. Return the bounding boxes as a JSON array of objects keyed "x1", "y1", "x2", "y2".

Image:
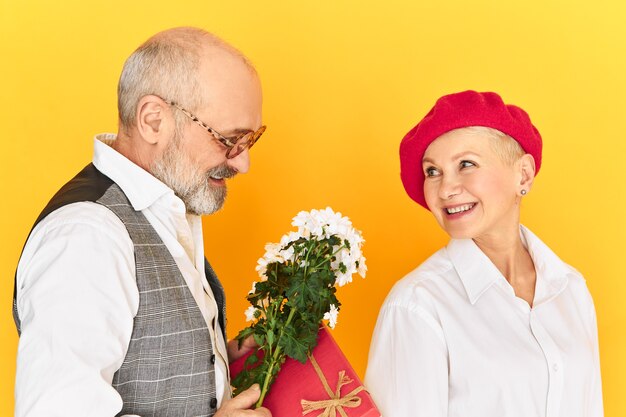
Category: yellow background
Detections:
[{"x1": 1, "y1": 0, "x2": 624, "y2": 415}]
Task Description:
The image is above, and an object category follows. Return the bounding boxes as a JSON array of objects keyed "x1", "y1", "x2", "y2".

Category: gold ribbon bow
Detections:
[{"x1": 300, "y1": 353, "x2": 365, "y2": 417}]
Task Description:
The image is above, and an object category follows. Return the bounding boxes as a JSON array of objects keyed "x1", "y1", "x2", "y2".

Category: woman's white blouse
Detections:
[{"x1": 365, "y1": 226, "x2": 602, "y2": 417}]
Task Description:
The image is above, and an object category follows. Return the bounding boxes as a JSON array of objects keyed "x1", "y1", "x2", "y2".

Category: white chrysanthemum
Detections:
[
  {"x1": 263, "y1": 242, "x2": 284, "y2": 262},
  {"x1": 323, "y1": 210, "x2": 353, "y2": 239},
  {"x1": 331, "y1": 248, "x2": 348, "y2": 268},
  {"x1": 316, "y1": 208, "x2": 341, "y2": 237},
  {"x1": 292, "y1": 210, "x2": 322, "y2": 238},
  {"x1": 256, "y1": 242, "x2": 288, "y2": 278},
  {"x1": 259, "y1": 207, "x2": 365, "y2": 286},
  {"x1": 279, "y1": 245, "x2": 295, "y2": 262},
  {"x1": 292, "y1": 207, "x2": 360, "y2": 241},
  {"x1": 248, "y1": 281, "x2": 257, "y2": 295},
  {"x1": 357, "y1": 256, "x2": 367, "y2": 278},
  {"x1": 255, "y1": 257, "x2": 269, "y2": 279},
  {"x1": 245, "y1": 306, "x2": 257, "y2": 322},
  {"x1": 323, "y1": 304, "x2": 339, "y2": 329},
  {"x1": 347, "y1": 229, "x2": 365, "y2": 249},
  {"x1": 280, "y1": 231, "x2": 302, "y2": 246},
  {"x1": 335, "y1": 270, "x2": 353, "y2": 287},
  {"x1": 330, "y1": 245, "x2": 361, "y2": 286}
]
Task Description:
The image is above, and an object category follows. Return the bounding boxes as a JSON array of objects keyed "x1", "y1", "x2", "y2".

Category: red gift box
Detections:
[{"x1": 230, "y1": 326, "x2": 380, "y2": 417}]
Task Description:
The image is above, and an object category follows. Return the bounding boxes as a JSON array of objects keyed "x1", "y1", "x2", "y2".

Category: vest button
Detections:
[
  {"x1": 210, "y1": 354, "x2": 216, "y2": 364},
  {"x1": 210, "y1": 397, "x2": 217, "y2": 408}
]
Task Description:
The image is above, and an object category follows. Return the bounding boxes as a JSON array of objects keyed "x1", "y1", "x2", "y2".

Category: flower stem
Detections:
[
  {"x1": 256, "y1": 306, "x2": 298, "y2": 407},
  {"x1": 302, "y1": 239, "x2": 316, "y2": 277},
  {"x1": 309, "y1": 243, "x2": 346, "y2": 270}
]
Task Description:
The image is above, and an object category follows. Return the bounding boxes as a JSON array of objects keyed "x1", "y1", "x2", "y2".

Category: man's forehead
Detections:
[{"x1": 192, "y1": 42, "x2": 262, "y2": 131}]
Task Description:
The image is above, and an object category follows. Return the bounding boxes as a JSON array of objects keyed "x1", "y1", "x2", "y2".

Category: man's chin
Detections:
[{"x1": 184, "y1": 189, "x2": 227, "y2": 216}]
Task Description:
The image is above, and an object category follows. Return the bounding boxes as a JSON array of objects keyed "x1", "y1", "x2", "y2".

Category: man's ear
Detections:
[
  {"x1": 135, "y1": 95, "x2": 173, "y2": 145},
  {"x1": 518, "y1": 153, "x2": 536, "y2": 195}
]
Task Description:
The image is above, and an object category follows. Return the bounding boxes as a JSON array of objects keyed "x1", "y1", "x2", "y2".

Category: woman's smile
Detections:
[{"x1": 443, "y1": 202, "x2": 477, "y2": 217}]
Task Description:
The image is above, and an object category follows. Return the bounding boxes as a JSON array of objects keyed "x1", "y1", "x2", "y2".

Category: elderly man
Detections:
[{"x1": 13, "y1": 27, "x2": 270, "y2": 417}]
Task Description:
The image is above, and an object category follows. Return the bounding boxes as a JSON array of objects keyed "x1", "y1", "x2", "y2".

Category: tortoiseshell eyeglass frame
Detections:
[{"x1": 165, "y1": 99, "x2": 266, "y2": 159}]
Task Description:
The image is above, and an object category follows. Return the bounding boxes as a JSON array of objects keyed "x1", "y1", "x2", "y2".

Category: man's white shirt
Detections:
[{"x1": 15, "y1": 134, "x2": 230, "y2": 417}]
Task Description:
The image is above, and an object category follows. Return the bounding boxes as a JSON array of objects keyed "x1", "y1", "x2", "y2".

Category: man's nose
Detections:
[{"x1": 227, "y1": 147, "x2": 250, "y2": 174}]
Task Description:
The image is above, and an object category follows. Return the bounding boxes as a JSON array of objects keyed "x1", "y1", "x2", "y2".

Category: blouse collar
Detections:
[{"x1": 446, "y1": 225, "x2": 571, "y2": 306}]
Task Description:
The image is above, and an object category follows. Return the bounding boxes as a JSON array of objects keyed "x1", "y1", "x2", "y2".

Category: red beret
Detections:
[{"x1": 399, "y1": 90, "x2": 542, "y2": 209}]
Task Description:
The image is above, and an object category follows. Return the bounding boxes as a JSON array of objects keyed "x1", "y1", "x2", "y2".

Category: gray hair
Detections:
[{"x1": 117, "y1": 27, "x2": 246, "y2": 133}]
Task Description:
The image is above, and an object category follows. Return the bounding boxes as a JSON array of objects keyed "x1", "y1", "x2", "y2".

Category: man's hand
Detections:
[
  {"x1": 227, "y1": 335, "x2": 257, "y2": 363},
  {"x1": 215, "y1": 384, "x2": 272, "y2": 417}
]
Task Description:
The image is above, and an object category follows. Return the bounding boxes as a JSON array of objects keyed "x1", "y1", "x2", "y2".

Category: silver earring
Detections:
[{"x1": 521, "y1": 189, "x2": 527, "y2": 196}]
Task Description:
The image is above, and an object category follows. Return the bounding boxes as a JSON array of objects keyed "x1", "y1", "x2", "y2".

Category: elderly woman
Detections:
[{"x1": 365, "y1": 91, "x2": 603, "y2": 417}]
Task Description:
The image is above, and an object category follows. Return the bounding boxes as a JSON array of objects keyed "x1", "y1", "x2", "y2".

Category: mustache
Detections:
[{"x1": 206, "y1": 164, "x2": 237, "y2": 180}]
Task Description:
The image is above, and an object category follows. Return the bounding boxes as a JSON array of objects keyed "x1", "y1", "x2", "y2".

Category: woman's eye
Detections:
[
  {"x1": 425, "y1": 167, "x2": 440, "y2": 177},
  {"x1": 460, "y1": 160, "x2": 476, "y2": 169}
]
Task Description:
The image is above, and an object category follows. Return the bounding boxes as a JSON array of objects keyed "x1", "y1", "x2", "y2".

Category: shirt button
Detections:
[
  {"x1": 553, "y1": 363, "x2": 559, "y2": 372},
  {"x1": 210, "y1": 354, "x2": 216, "y2": 364},
  {"x1": 210, "y1": 397, "x2": 217, "y2": 409}
]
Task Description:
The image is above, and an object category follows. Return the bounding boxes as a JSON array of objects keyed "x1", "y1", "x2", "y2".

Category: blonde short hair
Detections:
[{"x1": 461, "y1": 126, "x2": 525, "y2": 165}]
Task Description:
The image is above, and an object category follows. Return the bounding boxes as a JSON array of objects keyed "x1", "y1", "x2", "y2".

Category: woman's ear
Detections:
[{"x1": 518, "y1": 153, "x2": 536, "y2": 196}]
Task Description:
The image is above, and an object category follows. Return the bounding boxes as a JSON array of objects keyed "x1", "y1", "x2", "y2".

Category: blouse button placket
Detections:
[{"x1": 529, "y1": 308, "x2": 564, "y2": 417}]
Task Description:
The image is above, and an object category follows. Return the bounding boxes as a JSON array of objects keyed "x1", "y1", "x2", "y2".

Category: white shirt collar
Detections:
[
  {"x1": 445, "y1": 237, "x2": 502, "y2": 305},
  {"x1": 445, "y1": 225, "x2": 571, "y2": 305},
  {"x1": 92, "y1": 133, "x2": 177, "y2": 212},
  {"x1": 521, "y1": 226, "x2": 571, "y2": 305}
]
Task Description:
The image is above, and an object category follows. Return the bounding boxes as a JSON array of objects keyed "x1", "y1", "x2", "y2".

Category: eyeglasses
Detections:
[{"x1": 165, "y1": 99, "x2": 266, "y2": 159}]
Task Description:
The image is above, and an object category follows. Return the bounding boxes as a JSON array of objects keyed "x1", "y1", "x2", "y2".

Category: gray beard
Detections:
[{"x1": 151, "y1": 137, "x2": 236, "y2": 216}]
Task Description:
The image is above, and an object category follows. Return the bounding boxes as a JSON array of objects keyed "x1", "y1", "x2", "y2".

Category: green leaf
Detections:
[
  {"x1": 244, "y1": 352, "x2": 260, "y2": 368},
  {"x1": 231, "y1": 350, "x2": 271, "y2": 396},
  {"x1": 286, "y1": 272, "x2": 321, "y2": 311},
  {"x1": 235, "y1": 326, "x2": 255, "y2": 349},
  {"x1": 253, "y1": 332, "x2": 266, "y2": 347},
  {"x1": 279, "y1": 325, "x2": 309, "y2": 363},
  {"x1": 302, "y1": 321, "x2": 320, "y2": 345},
  {"x1": 233, "y1": 229, "x2": 362, "y2": 400},
  {"x1": 318, "y1": 268, "x2": 335, "y2": 287}
]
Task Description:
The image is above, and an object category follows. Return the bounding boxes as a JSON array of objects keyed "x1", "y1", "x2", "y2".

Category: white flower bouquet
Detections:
[{"x1": 232, "y1": 207, "x2": 367, "y2": 407}]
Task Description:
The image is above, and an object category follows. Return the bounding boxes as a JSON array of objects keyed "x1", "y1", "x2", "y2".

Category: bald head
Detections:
[
  {"x1": 117, "y1": 27, "x2": 256, "y2": 134},
  {"x1": 112, "y1": 27, "x2": 263, "y2": 215}
]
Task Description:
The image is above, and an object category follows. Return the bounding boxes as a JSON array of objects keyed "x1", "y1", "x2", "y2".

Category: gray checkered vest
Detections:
[{"x1": 13, "y1": 164, "x2": 225, "y2": 417}]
